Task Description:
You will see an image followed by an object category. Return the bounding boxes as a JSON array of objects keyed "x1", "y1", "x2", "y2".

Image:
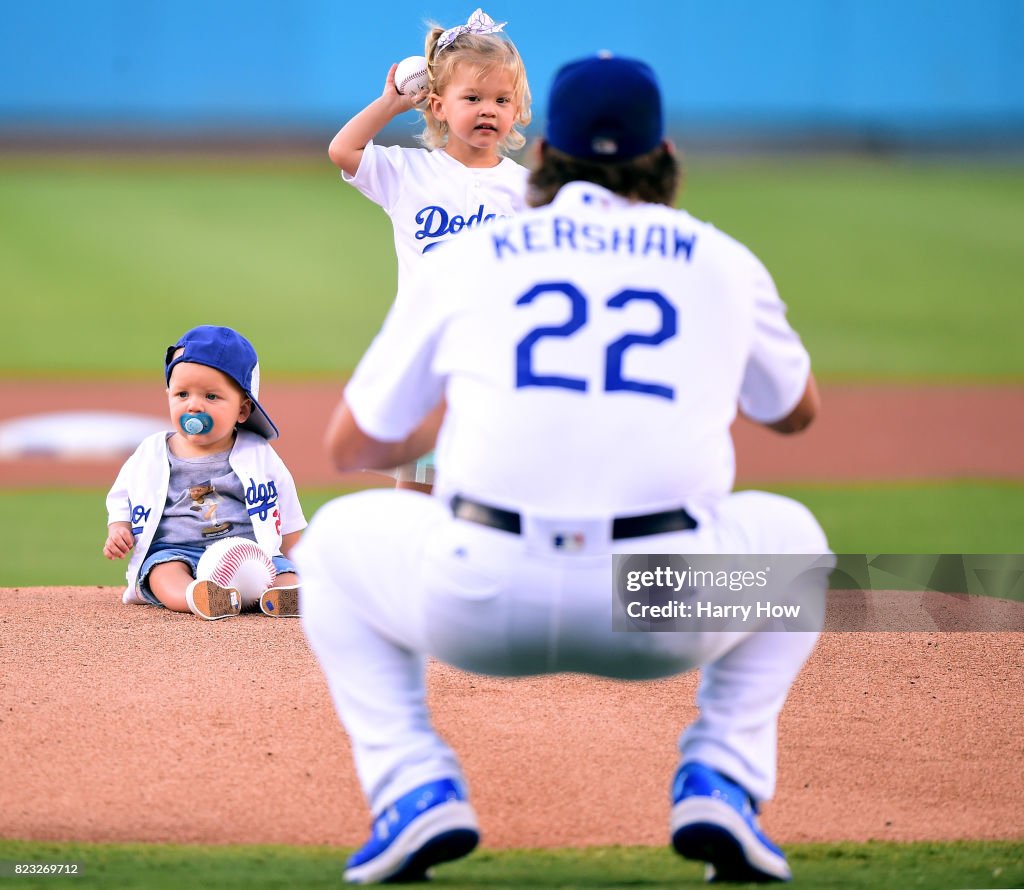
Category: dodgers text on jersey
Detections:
[
  {"x1": 245, "y1": 477, "x2": 278, "y2": 520},
  {"x1": 416, "y1": 204, "x2": 513, "y2": 253}
]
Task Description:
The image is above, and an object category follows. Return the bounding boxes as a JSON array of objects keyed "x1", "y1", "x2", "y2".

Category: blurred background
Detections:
[
  {"x1": 1, "y1": 0, "x2": 1022, "y2": 585},
  {"x1": 2, "y1": 0, "x2": 1024, "y2": 149},
  {"x1": 3, "y1": 0, "x2": 1023, "y2": 150}
]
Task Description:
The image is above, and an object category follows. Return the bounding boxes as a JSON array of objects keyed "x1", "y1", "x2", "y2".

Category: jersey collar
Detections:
[{"x1": 551, "y1": 181, "x2": 632, "y2": 210}]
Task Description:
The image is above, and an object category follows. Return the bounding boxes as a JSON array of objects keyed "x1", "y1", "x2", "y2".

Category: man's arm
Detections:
[
  {"x1": 763, "y1": 373, "x2": 819, "y2": 434},
  {"x1": 326, "y1": 395, "x2": 447, "y2": 472}
]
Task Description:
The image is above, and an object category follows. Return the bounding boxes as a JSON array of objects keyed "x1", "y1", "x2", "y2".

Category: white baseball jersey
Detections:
[
  {"x1": 106, "y1": 430, "x2": 307, "y2": 605},
  {"x1": 343, "y1": 141, "x2": 529, "y2": 290},
  {"x1": 344, "y1": 181, "x2": 811, "y2": 516}
]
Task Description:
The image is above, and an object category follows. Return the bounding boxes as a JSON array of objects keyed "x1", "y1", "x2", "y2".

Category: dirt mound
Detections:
[{"x1": 2, "y1": 587, "x2": 1020, "y2": 847}]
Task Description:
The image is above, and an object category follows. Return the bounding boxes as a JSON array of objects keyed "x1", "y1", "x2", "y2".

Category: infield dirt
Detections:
[
  {"x1": 1, "y1": 381, "x2": 1022, "y2": 487},
  {"x1": 1, "y1": 588, "x2": 1022, "y2": 848}
]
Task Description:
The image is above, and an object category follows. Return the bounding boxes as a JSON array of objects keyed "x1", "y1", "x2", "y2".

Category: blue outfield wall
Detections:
[{"x1": 2, "y1": 0, "x2": 1023, "y2": 143}]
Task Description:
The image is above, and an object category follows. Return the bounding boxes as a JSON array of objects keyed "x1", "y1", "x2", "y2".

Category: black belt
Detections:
[{"x1": 450, "y1": 495, "x2": 697, "y2": 539}]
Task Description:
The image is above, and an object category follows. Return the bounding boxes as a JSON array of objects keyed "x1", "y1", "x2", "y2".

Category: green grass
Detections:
[
  {"x1": 0, "y1": 839, "x2": 1021, "y2": 889},
  {"x1": 0, "y1": 157, "x2": 394, "y2": 378},
  {"x1": 681, "y1": 157, "x2": 1024, "y2": 381},
  {"x1": 2, "y1": 482, "x2": 1020, "y2": 587},
  {"x1": 767, "y1": 479, "x2": 1024, "y2": 553},
  {"x1": 1, "y1": 154, "x2": 1022, "y2": 380},
  {"x1": 0, "y1": 486, "x2": 351, "y2": 587}
]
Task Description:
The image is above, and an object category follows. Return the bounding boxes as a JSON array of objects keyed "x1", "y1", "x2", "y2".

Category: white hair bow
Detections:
[{"x1": 437, "y1": 8, "x2": 507, "y2": 51}]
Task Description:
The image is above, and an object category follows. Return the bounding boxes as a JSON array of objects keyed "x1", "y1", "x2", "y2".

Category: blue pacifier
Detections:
[{"x1": 180, "y1": 412, "x2": 214, "y2": 435}]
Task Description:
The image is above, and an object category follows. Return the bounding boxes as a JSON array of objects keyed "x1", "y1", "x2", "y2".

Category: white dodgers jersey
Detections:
[
  {"x1": 345, "y1": 181, "x2": 811, "y2": 516},
  {"x1": 343, "y1": 141, "x2": 529, "y2": 289}
]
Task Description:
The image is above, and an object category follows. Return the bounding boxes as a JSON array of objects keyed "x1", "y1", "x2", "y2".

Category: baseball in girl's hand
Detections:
[{"x1": 395, "y1": 55, "x2": 429, "y2": 97}]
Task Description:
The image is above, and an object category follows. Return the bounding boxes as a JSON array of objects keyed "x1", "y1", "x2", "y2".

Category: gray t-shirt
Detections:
[{"x1": 151, "y1": 442, "x2": 256, "y2": 547}]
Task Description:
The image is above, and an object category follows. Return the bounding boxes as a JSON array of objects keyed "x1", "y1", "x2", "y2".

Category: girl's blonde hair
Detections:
[{"x1": 418, "y1": 25, "x2": 532, "y2": 153}]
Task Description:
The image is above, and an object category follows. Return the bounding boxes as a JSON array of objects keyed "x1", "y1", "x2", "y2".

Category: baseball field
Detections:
[{"x1": 1, "y1": 153, "x2": 1023, "y2": 888}]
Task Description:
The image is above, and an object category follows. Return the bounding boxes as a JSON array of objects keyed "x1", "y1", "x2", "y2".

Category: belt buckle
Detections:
[
  {"x1": 525, "y1": 515, "x2": 611, "y2": 554},
  {"x1": 551, "y1": 531, "x2": 586, "y2": 552}
]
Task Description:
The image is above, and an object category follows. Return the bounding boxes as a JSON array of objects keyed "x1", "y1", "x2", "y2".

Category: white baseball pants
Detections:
[{"x1": 296, "y1": 489, "x2": 828, "y2": 815}]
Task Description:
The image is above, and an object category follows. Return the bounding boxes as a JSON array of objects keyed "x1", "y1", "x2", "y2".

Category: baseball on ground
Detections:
[
  {"x1": 395, "y1": 55, "x2": 429, "y2": 97},
  {"x1": 196, "y1": 537, "x2": 276, "y2": 607}
]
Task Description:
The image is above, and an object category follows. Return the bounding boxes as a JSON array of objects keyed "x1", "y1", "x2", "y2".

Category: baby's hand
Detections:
[{"x1": 103, "y1": 522, "x2": 135, "y2": 560}]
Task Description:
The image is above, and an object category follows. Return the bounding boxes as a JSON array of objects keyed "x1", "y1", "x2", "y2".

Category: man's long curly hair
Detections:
[{"x1": 526, "y1": 142, "x2": 682, "y2": 208}]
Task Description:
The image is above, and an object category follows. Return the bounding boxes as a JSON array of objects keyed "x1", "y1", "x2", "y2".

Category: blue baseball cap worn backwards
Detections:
[
  {"x1": 546, "y1": 53, "x2": 664, "y2": 162},
  {"x1": 165, "y1": 325, "x2": 279, "y2": 440}
]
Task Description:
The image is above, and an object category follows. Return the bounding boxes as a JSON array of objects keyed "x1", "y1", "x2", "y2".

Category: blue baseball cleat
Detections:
[
  {"x1": 344, "y1": 778, "x2": 479, "y2": 884},
  {"x1": 670, "y1": 762, "x2": 792, "y2": 883}
]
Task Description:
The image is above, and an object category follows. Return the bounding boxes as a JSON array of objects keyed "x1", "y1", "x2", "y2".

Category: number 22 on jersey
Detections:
[{"x1": 515, "y1": 281, "x2": 678, "y2": 400}]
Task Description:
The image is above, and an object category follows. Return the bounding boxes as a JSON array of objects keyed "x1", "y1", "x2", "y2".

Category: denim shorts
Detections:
[{"x1": 137, "y1": 542, "x2": 297, "y2": 606}]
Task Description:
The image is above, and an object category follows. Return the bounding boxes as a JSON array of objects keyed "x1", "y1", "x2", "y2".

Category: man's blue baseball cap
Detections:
[
  {"x1": 546, "y1": 53, "x2": 664, "y2": 162},
  {"x1": 165, "y1": 325, "x2": 279, "y2": 440}
]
